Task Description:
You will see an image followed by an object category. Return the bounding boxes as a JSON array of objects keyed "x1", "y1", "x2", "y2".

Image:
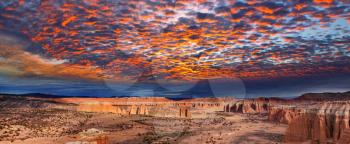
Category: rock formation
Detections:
[
  {"x1": 338, "y1": 128, "x2": 350, "y2": 143},
  {"x1": 129, "y1": 105, "x2": 149, "y2": 115},
  {"x1": 2, "y1": 92, "x2": 350, "y2": 143},
  {"x1": 283, "y1": 102, "x2": 350, "y2": 143},
  {"x1": 72, "y1": 98, "x2": 223, "y2": 118},
  {"x1": 179, "y1": 107, "x2": 191, "y2": 118},
  {"x1": 77, "y1": 103, "x2": 120, "y2": 114},
  {"x1": 268, "y1": 106, "x2": 302, "y2": 124},
  {"x1": 222, "y1": 92, "x2": 350, "y2": 143},
  {"x1": 224, "y1": 98, "x2": 269, "y2": 114},
  {"x1": 77, "y1": 103, "x2": 150, "y2": 115}
]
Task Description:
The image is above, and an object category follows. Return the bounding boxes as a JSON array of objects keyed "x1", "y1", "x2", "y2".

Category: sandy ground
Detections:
[{"x1": 0, "y1": 107, "x2": 287, "y2": 144}]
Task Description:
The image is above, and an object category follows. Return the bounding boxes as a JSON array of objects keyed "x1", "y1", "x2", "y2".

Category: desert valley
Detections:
[{"x1": 0, "y1": 92, "x2": 349, "y2": 144}]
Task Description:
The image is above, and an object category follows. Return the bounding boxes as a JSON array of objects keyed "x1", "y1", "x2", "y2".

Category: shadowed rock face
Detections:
[
  {"x1": 240, "y1": 101, "x2": 350, "y2": 143},
  {"x1": 284, "y1": 102, "x2": 350, "y2": 143},
  {"x1": 179, "y1": 107, "x2": 191, "y2": 118},
  {"x1": 339, "y1": 128, "x2": 350, "y2": 143},
  {"x1": 263, "y1": 101, "x2": 350, "y2": 143},
  {"x1": 268, "y1": 106, "x2": 303, "y2": 124},
  {"x1": 224, "y1": 98, "x2": 270, "y2": 114},
  {"x1": 222, "y1": 92, "x2": 350, "y2": 143}
]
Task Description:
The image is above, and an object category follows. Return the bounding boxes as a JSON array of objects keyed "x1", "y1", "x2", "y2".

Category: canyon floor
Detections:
[
  {"x1": 0, "y1": 107, "x2": 286, "y2": 144},
  {"x1": 0, "y1": 95, "x2": 288, "y2": 144},
  {"x1": 0, "y1": 92, "x2": 349, "y2": 144}
]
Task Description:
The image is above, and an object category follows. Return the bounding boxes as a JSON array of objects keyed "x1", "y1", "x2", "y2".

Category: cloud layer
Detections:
[{"x1": 0, "y1": 0, "x2": 350, "y2": 82}]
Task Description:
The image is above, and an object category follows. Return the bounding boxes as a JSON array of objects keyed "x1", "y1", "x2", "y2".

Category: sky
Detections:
[{"x1": 0, "y1": 0, "x2": 350, "y2": 98}]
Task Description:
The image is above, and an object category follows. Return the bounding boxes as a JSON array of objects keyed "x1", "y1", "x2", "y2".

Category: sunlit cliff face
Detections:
[{"x1": 0, "y1": 0, "x2": 350, "y2": 97}]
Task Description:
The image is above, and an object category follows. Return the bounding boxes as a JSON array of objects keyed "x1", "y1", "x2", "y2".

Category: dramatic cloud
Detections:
[
  {"x1": 0, "y1": 32, "x2": 103, "y2": 80},
  {"x1": 0, "y1": 0, "x2": 349, "y2": 83}
]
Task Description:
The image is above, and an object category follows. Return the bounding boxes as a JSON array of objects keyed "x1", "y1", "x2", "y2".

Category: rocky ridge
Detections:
[{"x1": 224, "y1": 92, "x2": 350, "y2": 143}]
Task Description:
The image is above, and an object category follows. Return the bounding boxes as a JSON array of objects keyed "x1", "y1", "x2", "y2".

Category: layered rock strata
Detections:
[
  {"x1": 284, "y1": 102, "x2": 350, "y2": 143},
  {"x1": 222, "y1": 93, "x2": 350, "y2": 143},
  {"x1": 73, "y1": 99, "x2": 224, "y2": 118},
  {"x1": 224, "y1": 98, "x2": 270, "y2": 114}
]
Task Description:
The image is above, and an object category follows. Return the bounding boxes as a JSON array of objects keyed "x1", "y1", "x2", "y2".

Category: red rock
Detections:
[
  {"x1": 268, "y1": 106, "x2": 302, "y2": 124},
  {"x1": 284, "y1": 102, "x2": 350, "y2": 143},
  {"x1": 224, "y1": 99, "x2": 269, "y2": 114},
  {"x1": 338, "y1": 128, "x2": 350, "y2": 143}
]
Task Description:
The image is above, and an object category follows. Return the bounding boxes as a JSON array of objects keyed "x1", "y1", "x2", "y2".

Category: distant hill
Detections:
[
  {"x1": 295, "y1": 91, "x2": 350, "y2": 101},
  {"x1": 1, "y1": 91, "x2": 350, "y2": 101},
  {"x1": 0, "y1": 93, "x2": 120, "y2": 98}
]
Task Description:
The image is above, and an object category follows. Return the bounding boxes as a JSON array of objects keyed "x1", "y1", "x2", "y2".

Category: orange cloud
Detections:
[
  {"x1": 1, "y1": 0, "x2": 349, "y2": 82},
  {"x1": 313, "y1": 0, "x2": 333, "y2": 4}
]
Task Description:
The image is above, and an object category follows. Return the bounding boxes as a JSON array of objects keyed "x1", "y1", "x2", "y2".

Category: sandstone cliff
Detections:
[
  {"x1": 268, "y1": 106, "x2": 303, "y2": 124},
  {"x1": 283, "y1": 102, "x2": 350, "y2": 143},
  {"x1": 338, "y1": 128, "x2": 350, "y2": 143},
  {"x1": 76, "y1": 103, "x2": 150, "y2": 115},
  {"x1": 224, "y1": 98, "x2": 270, "y2": 114},
  {"x1": 221, "y1": 92, "x2": 350, "y2": 143},
  {"x1": 74, "y1": 100, "x2": 224, "y2": 118}
]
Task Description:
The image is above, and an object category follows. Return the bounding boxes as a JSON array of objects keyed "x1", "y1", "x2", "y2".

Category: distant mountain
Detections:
[
  {"x1": 1, "y1": 91, "x2": 350, "y2": 101},
  {"x1": 295, "y1": 91, "x2": 350, "y2": 101},
  {"x1": 0, "y1": 93, "x2": 118, "y2": 98}
]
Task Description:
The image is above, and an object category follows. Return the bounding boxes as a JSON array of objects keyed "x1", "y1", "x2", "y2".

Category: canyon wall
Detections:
[
  {"x1": 268, "y1": 106, "x2": 303, "y2": 124},
  {"x1": 75, "y1": 100, "x2": 223, "y2": 118},
  {"x1": 222, "y1": 94, "x2": 350, "y2": 143},
  {"x1": 0, "y1": 96, "x2": 227, "y2": 119},
  {"x1": 179, "y1": 107, "x2": 191, "y2": 118},
  {"x1": 284, "y1": 102, "x2": 350, "y2": 143},
  {"x1": 338, "y1": 128, "x2": 350, "y2": 143},
  {"x1": 229, "y1": 101, "x2": 350, "y2": 143},
  {"x1": 77, "y1": 103, "x2": 151, "y2": 115},
  {"x1": 224, "y1": 98, "x2": 269, "y2": 114}
]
